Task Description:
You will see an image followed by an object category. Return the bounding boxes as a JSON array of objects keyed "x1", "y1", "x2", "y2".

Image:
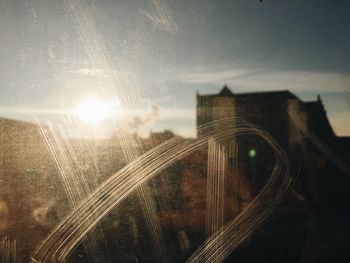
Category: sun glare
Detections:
[{"x1": 73, "y1": 97, "x2": 120, "y2": 124}]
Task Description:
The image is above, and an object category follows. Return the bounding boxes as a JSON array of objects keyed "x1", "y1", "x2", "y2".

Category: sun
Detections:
[{"x1": 73, "y1": 97, "x2": 120, "y2": 124}]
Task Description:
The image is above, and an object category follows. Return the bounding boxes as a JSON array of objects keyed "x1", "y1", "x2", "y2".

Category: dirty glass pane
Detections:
[{"x1": 0, "y1": 1, "x2": 350, "y2": 262}]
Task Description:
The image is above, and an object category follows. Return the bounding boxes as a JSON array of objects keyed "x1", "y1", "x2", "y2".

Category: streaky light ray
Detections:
[{"x1": 31, "y1": 118, "x2": 291, "y2": 263}]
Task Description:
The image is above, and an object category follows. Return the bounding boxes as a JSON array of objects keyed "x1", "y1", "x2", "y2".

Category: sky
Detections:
[{"x1": 0, "y1": 0, "x2": 349, "y2": 137}]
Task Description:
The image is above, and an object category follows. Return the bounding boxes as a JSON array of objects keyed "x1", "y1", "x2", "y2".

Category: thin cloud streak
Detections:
[
  {"x1": 178, "y1": 68, "x2": 350, "y2": 93},
  {"x1": 68, "y1": 68, "x2": 132, "y2": 77}
]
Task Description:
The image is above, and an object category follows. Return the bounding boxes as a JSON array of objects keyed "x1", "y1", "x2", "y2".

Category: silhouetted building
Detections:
[
  {"x1": 0, "y1": 117, "x2": 54, "y2": 194},
  {"x1": 197, "y1": 85, "x2": 334, "y2": 149},
  {"x1": 196, "y1": 86, "x2": 348, "y2": 202},
  {"x1": 194, "y1": 86, "x2": 350, "y2": 262},
  {"x1": 0, "y1": 117, "x2": 56, "y2": 261}
]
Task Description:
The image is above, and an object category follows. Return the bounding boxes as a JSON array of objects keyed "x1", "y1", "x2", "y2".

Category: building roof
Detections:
[
  {"x1": 234, "y1": 90, "x2": 299, "y2": 100},
  {"x1": 198, "y1": 86, "x2": 299, "y2": 100},
  {"x1": 218, "y1": 85, "x2": 234, "y2": 96}
]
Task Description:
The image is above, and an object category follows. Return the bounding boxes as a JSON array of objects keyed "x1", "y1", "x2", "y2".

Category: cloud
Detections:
[
  {"x1": 68, "y1": 68, "x2": 104, "y2": 76},
  {"x1": 126, "y1": 104, "x2": 194, "y2": 127},
  {"x1": 128, "y1": 104, "x2": 159, "y2": 130},
  {"x1": 178, "y1": 68, "x2": 350, "y2": 93},
  {"x1": 179, "y1": 68, "x2": 264, "y2": 85},
  {"x1": 68, "y1": 68, "x2": 131, "y2": 77},
  {"x1": 157, "y1": 108, "x2": 194, "y2": 121},
  {"x1": 174, "y1": 126, "x2": 196, "y2": 138}
]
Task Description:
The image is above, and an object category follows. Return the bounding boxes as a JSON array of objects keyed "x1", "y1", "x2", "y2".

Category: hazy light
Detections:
[
  {"x1": 248, "y1": 149, "x2": 257, "y2": 158},
  {"x1": 73, "y1": 97, "x2": 120, "y2": 124}
]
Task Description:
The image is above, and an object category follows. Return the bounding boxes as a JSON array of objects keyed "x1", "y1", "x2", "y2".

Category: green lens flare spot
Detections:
[{"x1": 248, "y1": 149, "x2": 257, "y2": 158}]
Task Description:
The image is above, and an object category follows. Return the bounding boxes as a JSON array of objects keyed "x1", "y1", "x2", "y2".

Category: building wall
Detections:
[
  {"x1": 196, "y1": 89, "x2": 304, "y2": 191},
  {"x1": 197, "y1": 94, "x2": 213, "y2": 136}
]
